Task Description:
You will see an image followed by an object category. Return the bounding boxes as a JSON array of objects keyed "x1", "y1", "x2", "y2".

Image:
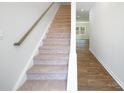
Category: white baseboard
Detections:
[
  {"x1": 12, "y1": 53, "x2": 34, "y2": 90},
  {"x1": 13, "y1": 3, "x2": 60, "y2": 91},
  {"x1": 89, "y1": 48, "x2": 124, "y2": 90}
]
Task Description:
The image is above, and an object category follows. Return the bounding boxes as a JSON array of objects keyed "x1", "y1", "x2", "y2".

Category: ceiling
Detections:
[{"x1": 76, "y1": 2, "x2": 94, "y2": 22}]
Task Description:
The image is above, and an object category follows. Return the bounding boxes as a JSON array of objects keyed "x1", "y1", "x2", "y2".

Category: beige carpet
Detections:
[{"x1": 18, "y1": 5, "x2": 71, "y2": 91}]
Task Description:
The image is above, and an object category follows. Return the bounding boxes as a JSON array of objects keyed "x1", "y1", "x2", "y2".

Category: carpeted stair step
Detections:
[
  {"x1": 43, "y1": 39, "x2": 70, "y2": 45},
  {"x1": 34, "y1": 57, "x2": 68, "y2": 65},
  {"x1": 53, "y1": 20, "x2": 71, "y2": 23},
  {"x1": 47, "y1": 34, "x2": 70, "y2": 38},
  {"x1": 48, "y1": 29, "x2": 70, "y2": 33},
  {"x1": 33, "y1": 55, "x2": 68, "y2": 65},
  {"x1": 39, "y1": 48, "x2": 69, "y2": 54},
  {"x1": 18, "y1": 80, "x2": 66, "y2": 91},
  {"x1": 27, "y1": 65, "x2": 67, "y2": 80},
  {"x1": 34, "y1": 53, "x2": 69, "y2": 60},
  {"x1": 40, "y1": 45, "x2": 69, "y2": 50},
  {"x1": 51, "y1": 25, "x2": 70, "y2": 28},
  {"x1": 53, "y1": 19, "x2": 70, "y2": 22},
  {"x1": 51, "y1": 23, "x2": 70, "y2": 27},
  {"x1": 43, "y1": 38, "x2": 70, "y2": 43}
]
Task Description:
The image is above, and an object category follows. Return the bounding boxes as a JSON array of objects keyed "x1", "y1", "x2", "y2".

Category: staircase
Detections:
[{"x1": 18, "y1": 5, "x2": 71, "y2": 91}]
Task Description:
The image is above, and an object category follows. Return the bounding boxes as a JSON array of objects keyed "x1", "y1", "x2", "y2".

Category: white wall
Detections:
[
  {"x1": 0, "y1": 2, "x2": 59, "y2": 90},
  {"x1": 67, "y1": 2, "x2": 77, "y2": 90},
  {"x1": 76, "y1": 22, "x2": 89, "y2": 39},
  {"x1": 90, "y1": 2, "x2": 124, "y2": 89}
]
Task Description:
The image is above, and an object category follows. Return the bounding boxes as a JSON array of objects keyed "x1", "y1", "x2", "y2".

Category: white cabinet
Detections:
[{"x1": 76, "y1": 22, "x2": 89, "y2": 39}]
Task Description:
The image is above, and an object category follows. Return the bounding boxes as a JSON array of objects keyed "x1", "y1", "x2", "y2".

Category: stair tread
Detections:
[
  {"x1": 43, "y1": 39, "x2": 70, "y2": 45},
  {"x1": 44, "y1": 39, "x2": 70, "y2": 42},
  {"x1": 18, "y1": 80, "x2": 66, "y2": 91},
  {"x1": 34, "y1": 59, "x2": 68, "y2": 65},
  {"x1": 40, "y1": 45, "x2": 69, "y2": 50},
  {"x1": 39, "y1": 49, "x2": 69, "y2": 54},
  {"x1": 34, "y1": 57, "x2": 68, "y2": 61},
  {"x1": 47, "y1": 32, "x2": 70, "y2": 35},
  {"x1": 34, "y1": 53, "x2": 69, "y2": 60},
  {"x1": 45, "y1": 38, "x2": 69, "y2": 40},
  {"x1": 27, "y1": 65, "x2": 67, "y2": 74}
]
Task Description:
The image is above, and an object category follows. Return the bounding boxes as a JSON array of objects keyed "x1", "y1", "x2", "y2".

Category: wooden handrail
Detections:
[{"x1": 14, "y1": 3, "x2": 54, "y2": 46}]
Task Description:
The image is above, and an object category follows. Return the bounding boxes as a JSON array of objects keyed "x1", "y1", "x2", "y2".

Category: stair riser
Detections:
[
  {"x1": 55, "y1": 15, "x2": 70, "y2": 17},
  {"x1": 57, "y1": 8, "x2": 70, "y2": 9},
  {"x1": 47, "y1": 35, "x2": 70, "y2": 38},
  {"x1": 34, "y1": 60, "x2": 68, "y2": 65},
  {"x1": 53, "y1": 18, "x2": 70, "y2": 20},
  {"x1": 40, "y1": 46, "x2": 69, "y2": 50},
  {"x1": 47, "y1": 33, "x2": 70, "y2": 35},
  {"x1": 48, "y1": 31, "x2": 70, "y2": 33},
  {"x1": 55, "y1": 17, "x2": 70, "y2": 19},
  {"x1": 50, "y1": 27, "x2": 70, "y2": 29},
  {"x1": 27, "y1": 73, "x2": 67, "y2": 80},
  {"x1": 39, "y1": 50, "x2": 69, "y2": 54},
  {"x1": 51, "y1": 25, "x2": 70, "y2": 28},
  {"x1": 48, "y1": 30, "x2": 70, "y2": 33},
  {"x1": 53, "y1": 20, "x2": 71, "y2": 23},
  {"x1": 57, "y1": 12, "x2": 70, "y2": 14},
  {"x1": 43, "y1": 42, "x2": 70, "y2": 45},
  {"x1": 44, "y1": 42, "x2": 70, "y2": 45},
  {"x1": 55, "y1": 18, "x2": 70, "y2": 20},
  {"x1": 56, "y1": 14, "x2": 70, "y2": 16},
  {"x1": 53, "y1": 19, "x2": 70, "y2": 21},
  {"x1": 52, "y1": 22, "x2": 70, "y2": 24},
  {"x1": 44, "y1": 40, "x2": 70, "y2": 43},
  {"x1": 35, "y1": 57, "x2": 68, "y2": 60},
  {"x1": 49, "y1": 27, "x2": 71, "y2": 29},
  {"x1": 44, "y1": 39, "x2": 70, "y2": 42},
  {"x1": 53, "y1": 21, "x2": 70, "y2": 23},
  {"x1": 51, "y1": 24, "x2": 71, "y2": 27}
]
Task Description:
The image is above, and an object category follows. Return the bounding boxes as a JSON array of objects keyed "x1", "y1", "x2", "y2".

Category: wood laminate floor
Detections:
[{"x1": 77, "y1": 39, "x2": 122, "y2": 91}]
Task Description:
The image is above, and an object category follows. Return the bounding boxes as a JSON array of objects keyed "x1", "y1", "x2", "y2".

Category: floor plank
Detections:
[{"x1": 77, "y1": 39, "x2": 122, "y2": 91}]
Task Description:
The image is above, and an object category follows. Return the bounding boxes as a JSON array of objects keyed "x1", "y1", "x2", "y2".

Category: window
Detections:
[
  {"x1": 76, "y1": 27, "x2": 79, "y2": 34},
  {"x1": 76, "y1": 26, "x2": 86, "y2": 35},
  {"x1": 80, "y1": 27, "x2": 85, "y2": 34}
]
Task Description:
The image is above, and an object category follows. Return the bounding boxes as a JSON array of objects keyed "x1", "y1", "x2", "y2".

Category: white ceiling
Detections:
[{"x1": 76, "y1": 2, "x2": 94, "y2": 22}]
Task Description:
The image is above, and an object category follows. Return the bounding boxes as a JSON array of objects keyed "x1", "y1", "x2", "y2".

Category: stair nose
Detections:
[{"x1": 27, "y1": 65, "x2": 68, "y2": 80}]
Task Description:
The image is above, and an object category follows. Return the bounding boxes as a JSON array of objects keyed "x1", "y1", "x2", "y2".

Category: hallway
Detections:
[{"x1": 77, "y1": 39, "x2": 122, "y2": 91}]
